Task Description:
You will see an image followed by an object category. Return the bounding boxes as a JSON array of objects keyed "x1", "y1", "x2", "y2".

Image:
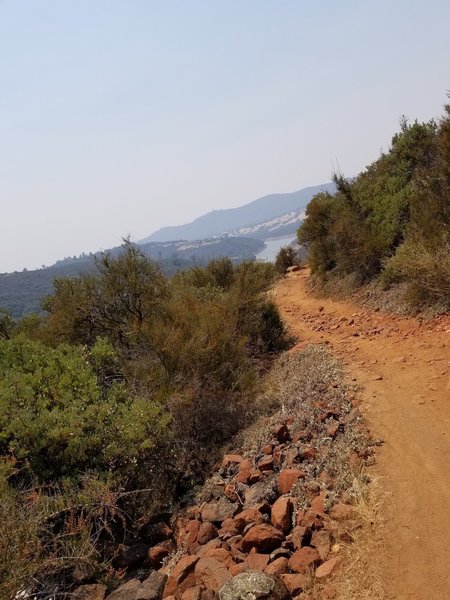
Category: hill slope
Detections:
[{"x1": 143, "y1": 183, "x2": 335, "y2": 242}]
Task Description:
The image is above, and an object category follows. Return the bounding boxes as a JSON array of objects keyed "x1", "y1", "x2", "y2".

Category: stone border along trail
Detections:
[{"x1": 274, "y1": 268, "x2": 450, "y2": 600}]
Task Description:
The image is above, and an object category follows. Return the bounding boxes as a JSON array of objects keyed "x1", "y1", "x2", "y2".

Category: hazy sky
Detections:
[{"x1": 1, "y1": 1, "x2": 449, "y2": 272}]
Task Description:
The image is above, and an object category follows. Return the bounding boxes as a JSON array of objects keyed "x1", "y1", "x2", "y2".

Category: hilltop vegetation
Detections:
[
  {"x1": 0, "y1": 244, "x2": 287, "y2": 598},
  {"x1": 298, "y1": 99, "x2": 450, "y2": 310}
]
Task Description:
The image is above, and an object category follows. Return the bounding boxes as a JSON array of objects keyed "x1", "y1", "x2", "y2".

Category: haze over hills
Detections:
[{"x1": 142, "y1": 183, "x2": 335, "y2": 243}]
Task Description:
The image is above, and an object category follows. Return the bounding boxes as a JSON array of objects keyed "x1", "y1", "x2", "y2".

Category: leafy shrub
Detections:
[{"x1": 274, "y1": 245, "x2": 299, "y2": 274}]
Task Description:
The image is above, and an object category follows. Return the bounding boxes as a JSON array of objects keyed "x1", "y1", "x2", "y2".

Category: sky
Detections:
[{"x1": 0, "y1": 1, "x2": 449, "y2": 272}]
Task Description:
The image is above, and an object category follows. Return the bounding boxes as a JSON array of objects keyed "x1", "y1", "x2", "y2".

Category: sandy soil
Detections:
[{"x1": 274, "y1": 269, "x2": 450, "y2": 600}]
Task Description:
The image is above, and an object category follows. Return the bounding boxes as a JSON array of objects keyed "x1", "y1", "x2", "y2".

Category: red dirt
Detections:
[{"x1": 274, "y1": 269, "x2": 450, "y2": 600}]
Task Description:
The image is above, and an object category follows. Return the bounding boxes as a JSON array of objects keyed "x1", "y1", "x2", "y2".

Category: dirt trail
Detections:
[{"x1": 274, "y1": 269, "x2": 450, "y2": 600}]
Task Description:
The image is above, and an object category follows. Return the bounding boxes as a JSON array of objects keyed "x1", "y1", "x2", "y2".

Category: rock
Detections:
[
  {"x1": 244, "y1": 480, "x2": 278, "y2": 508},
  {"x1": 184, "y1": 520, "x2": 201, "y2": 547},
  {"x1": 269, "y1": 548, "x2": 291, "y2": 561},
  {"x1": 201, "y1": 498, "x2": 238, "y2": 523},
  {"x1": 329, "y1": 503, "x2": 354, "y2": 521},
  {"x1": 224, "y1": 483, "x2": 239, "y2": 502},
  {"x1": 261, "y1": 444, "x2": 273, "y2": 455},
  {"x1": 107, "y1": 580, "x2": 141, "y2": 600},
  {"x1": 248, "y1": 469, "x2": 264, "y2": 484},
  {"x1": 142, "y1": 522, "x2": 174, "y2": 545},
  {"x1": 315, "y1": 556, "x2": 340, "y2": 579},
  {"x1": 273, "y1": 424, "x2": 290, "y2": 442},
  {"x1": 202, "y1": 547, "x2": 235, "y2": 568},
  {"x1": 271, "y1": 497, "x2": 294, "y2": 534},
  {"x1": 195, "y1": 538, "x2": 223, "y2": 557},
  {"x1": 195, "y1": 557, "x2": 232, "y2": 592},
  {"x1": 74, "y1": 585, "x2": 107, "y2": 600},
  {"x1": 238, "y1": 458, "x2": 254, "y2": 472},
  {"x1": 280, "y1": 573, "x2": 309, "y2": 595},
  {"x1": 113, "y1": 543, "x2": 150, "y2": 570},
  {"x1": 164, "y1": 556, "x2": 200, "y2": 597},
  {"x1": 241, "y1": 524, "x2": 284, "y2": 553},
  {"x1": 222, "y1": 454, "x2": 244, "y2": 469},
  {"x1": 246, "y1": 552, "x2": 270, "y2": 571},
  {"x1": 137, "y1": 571, "x2": 168, "y2": 600},
  {"x1": 149, "y1": 545, "x2": 171, "y2": 569},
  {"x1": 181, "y1": 588, "x2": 203, "y2": 600},
  {"x1": 264, "y1": 557, "x2": 289, "y2": 576},
  {"x1": 290, "y1": 526, "x2": 308, "y2": 550},
  {"x1": 286, "y1": 265, "x2": 300, "y2": 273},
  {"x1": 310, "y1": 530, "x2": 331, "y2": 561},
  {"x1": 288, "y1": 547, "x2": 320, "y2": 573},
  {"x1": 258, "y1": 456, "x2": 274, "y2": 472},
  {"x1": 219, "y1": 571, "x2": 289, "y2": 600},
  {"x1": 234, "y1": 508, "x2": 264, "y2": 529},
  {"x1": 277, "y1": 470, "x2": 305, "y2": 494},
  {"x1": 197, "y1": 522, "x2": 218, "y2": 545}
]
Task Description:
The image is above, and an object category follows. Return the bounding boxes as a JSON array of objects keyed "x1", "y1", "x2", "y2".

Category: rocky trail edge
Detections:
[{"x1": 274, "y1": 269, "x2": 450, "y2": 600}]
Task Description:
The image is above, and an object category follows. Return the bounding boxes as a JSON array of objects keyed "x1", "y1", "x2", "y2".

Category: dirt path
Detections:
[{"x1": 274, "y1": 269, "x2": 450, "y2": 600}]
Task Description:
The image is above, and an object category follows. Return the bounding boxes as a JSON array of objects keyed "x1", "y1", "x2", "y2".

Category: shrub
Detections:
[{"x1": 274, "y1": 245, "x2": 299, "y2": 274}]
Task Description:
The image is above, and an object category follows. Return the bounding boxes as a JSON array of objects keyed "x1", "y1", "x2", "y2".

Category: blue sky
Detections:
[{"x1": 0, "y1": 0, "x2": 449, "y2": 272}]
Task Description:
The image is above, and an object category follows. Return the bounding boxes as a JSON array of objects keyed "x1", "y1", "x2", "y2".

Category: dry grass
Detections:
[{"x1": 330, "y1": 474, "x2": 387, "y2": 600}]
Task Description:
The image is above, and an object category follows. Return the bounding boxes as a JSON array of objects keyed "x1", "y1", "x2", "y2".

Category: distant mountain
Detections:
[
  {"x1": 229, "y1": 208, "x2": 307, "y2": 240},
  {"x1": 142, "y1": 183, "x2": 335, "y2": 243}
]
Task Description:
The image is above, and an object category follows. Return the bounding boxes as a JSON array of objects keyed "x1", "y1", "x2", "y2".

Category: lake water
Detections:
[{"x1": 256, "y1": 235, "x2": 297, "y2": 262}]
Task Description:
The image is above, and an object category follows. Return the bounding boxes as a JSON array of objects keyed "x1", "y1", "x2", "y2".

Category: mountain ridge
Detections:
[{"x1": 142, "y1": 182, "x2": 335, "y2": 243}]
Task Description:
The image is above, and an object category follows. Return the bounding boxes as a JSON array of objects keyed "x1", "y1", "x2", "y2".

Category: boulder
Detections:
[
  {"x1": 197, "y1": 522, "x2": 218, "y2": 545},
  {"x1": 310, "y1": 530, "x2": 331, "y2": 561},
  {"x1": 241, "y1": 524, "x2": 284, "y2": 553},
  {"x1": 149, "y1": 545, "x2": 171, "y2": 569},
  {"x1": 137, "y1": 571, "x2": 168, "y2": 600},
  {"x1": 264, "y1": 557, "x2": 288, "y2": 577},
  {"x1": 201, "y1": 499, "x2": 238, "y2": 523},
  {"x1": 277, "y1": 470, "x2": 305, "y2": 495},
  {"x1": 280, "y1": 573, "x2": 309, "y2": 596},
  {"x1": 288, "y1": 547, "x2": 320, "y2": 573},
  {"x1": 271, "y1": 497, "x2": 294, "y2": 534},
  {"x1": 194, "y1": 557, "x2": 232, "y2": 592},
  {"x1": 219, "y1": 571, "x2": 289, "y2": 600},
  {"x1": 107, "y1": 580, "x2": 141, "y2": 600},
  {"x1": 315, "y1": 556, "x2": 340, "y2": 579},
  {"x1": 244, "y1": 480, "x2": 278, "y2": 509}
]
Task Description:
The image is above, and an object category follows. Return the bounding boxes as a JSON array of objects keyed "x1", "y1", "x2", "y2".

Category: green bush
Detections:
[{"x1": 274, "y1": 245, "x2": 299, "y2": 274}]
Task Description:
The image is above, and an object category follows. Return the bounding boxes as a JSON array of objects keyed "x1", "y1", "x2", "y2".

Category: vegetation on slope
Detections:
[
  {"x1": 298, "y1": 99, "x2": 450, "y2": 310},
  {"x1": 0, "y1": 243, "x2": 287, "y2": 597}
]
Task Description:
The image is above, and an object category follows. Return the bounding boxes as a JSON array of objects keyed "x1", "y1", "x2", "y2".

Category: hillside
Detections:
[{"x1": 143, "y1": 183, "x2": 335, "y2": 243}]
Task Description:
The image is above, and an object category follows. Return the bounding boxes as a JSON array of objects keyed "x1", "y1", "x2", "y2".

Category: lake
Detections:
[{"x1": 256, "y1": 235, "x2": 297, "y2": 262}]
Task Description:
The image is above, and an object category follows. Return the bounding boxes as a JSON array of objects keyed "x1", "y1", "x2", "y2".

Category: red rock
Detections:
[
  {"x1": 261, "y1": 444, "x2": 273, "y2": 455},
  {"x1": 291, "y1": 526, "x2": 308, "y2": 550},
  {"x1": 246, "y1": 552, "x2": 270, "y2": 571},
  {"x1": 195, "y1": 539, "x2": 223, "y2": 557},
  {"x1": 238, "y1": 458, "x2": 253, "y2": 472},
  {"x1": 258, "y1": 456, "x2": 274, "y2": 471},
  {"x1": 194, "y1": 557, "x2": 232, "y2": 592},
  {"x1": 309, "y1": 493, "x2": 326, "y2": 517},
  {"x1": 315, "y1": 556, "x2": 340, "y2": 579},
  {"x1": 235, "y1": 469, "x2": 251, "y2": 484},
  {"x1": 148, "y1": 545, "x2": 170, "y2": 569},
  {"x1": 311, "y1": 530, "x2": 331, "y2": 560},
  {"x1": 273, "y1": 423, "x2": 290, "y2": 442},
  {"x1": 285, "y1": 448, "x2": 300, "y2": 466},
  {"x1": 241, "y1": 524, "x2": 284, "y2": 553},
  {"x1": 264, "y1": 557, "x2": 289, "y2": 576},
  {"x1": 218, "y1": 518, "x2": 239, "y2": 538},
  {"x1": 229, "y1": 563, "x2": 247, "y2": 576},
  {"x1": 288, "y1": 547, "x2": 320, "y2": 573},
  {"x1": 299, "y1": 510, "x2": 324, "y2": 529},
  {"x1": 224, "y1": 483, "x2": 239, "y2": 502},
  {"x1": 271, "y1": 496, "x2": 294, "y2": 533},
  {"x1": 329, "y1": 503, "x2": 354, "y2": 521},
  {"x1": 299, "y1": 446, "x2": 318, "y2": 461},
  {"x1": 164, "y1": 556, "x2": 199, "y2": 598},
  {"x1": 280, "y1": 573, "x2": 309, "y2": 595},
  {"x1": 202, "y1": 547, "x2": 234, "y2": 568},
  {"x1": 233, "y1": 508, "x2": 264, "y2": 529},
  {"x1": 197, "y1": 522, "x2": 218, "y2": 545},
  {"x1": 221, "y1": 454, "x2": 243, "y2": 469},
  {"x1": 181, "y1": 587, "x2": 202, "y2": 600},
  {"x1": 185, "y1": 520, "x2": 201, "y2": 547},
  {"x1": 278, "y1": 469, "x2": 305, "y2": 494},
  {"x1": 248, "y1": 469, "x2": 264, "y2": 483},
  {"x1": 327, "y1": 421, "x2": 339, "y2": 437}
]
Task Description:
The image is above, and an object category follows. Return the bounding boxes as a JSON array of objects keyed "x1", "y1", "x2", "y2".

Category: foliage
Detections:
[
  {"x1": 274, "y1": 245, "x2": 300, "y2": 274},
  {"x1": 298, "y1": 100, "x2": 450, "y2": 308}
]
